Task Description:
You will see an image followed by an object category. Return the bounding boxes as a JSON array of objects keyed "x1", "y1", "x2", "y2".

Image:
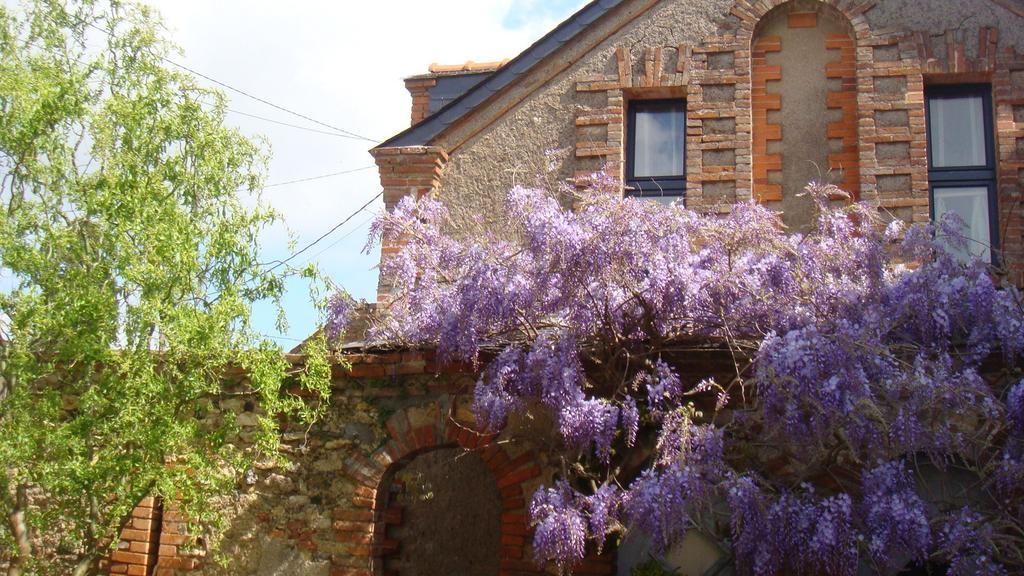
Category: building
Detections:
[
  {"x1": 372, "y1": 0, "x2": 1024, "y2": 301},
  {"x1": 104, "y1": 0, "x2": 1024, "y2": 574}
]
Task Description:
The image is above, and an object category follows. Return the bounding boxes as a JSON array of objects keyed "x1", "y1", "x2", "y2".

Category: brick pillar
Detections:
[
  {"x1": 103, "y1": 497, "x2": 162, "y2": 575},
  {"x1": 994, "y1": 48, "x2": 1024, "y2": 287},
  {"x1": 369, "y1": 146, "x2": 449, "y2": 302},
  {"x1": 404, "y1": 77, "x2": 437, "y2": 126},
  {"x1": 153, "y1": 502, "x2": 200, "y2": 575}
]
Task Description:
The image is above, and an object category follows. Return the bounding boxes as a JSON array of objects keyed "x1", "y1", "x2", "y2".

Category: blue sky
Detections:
[
  {"x1": 140, "y1": 0, "x2": 589, "y2": 348},
  {"x1": 504, "y1": 0, "x2": 591, "y2": 28}
]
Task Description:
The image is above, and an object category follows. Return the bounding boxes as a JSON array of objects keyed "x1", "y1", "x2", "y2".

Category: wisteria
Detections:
[
  {"x1": 332, "y1": 176, "x2": 1024, "y2": 573},
  {"x1": 324, "y1": 291, "x2": 356, "y2": 340},
  {"x1": 938, "y1": 508, "x2": 1007, "y2": 576},
  {"x1": 860, "y1": 461, "x2": 931, "y2": 570},
  {"x1": 530, "y1": 482, "x2": 589, "y2": 568},
  {"x1": 1009, "y1": 380, "x2": 1024, "y2": 438},
  {"x1": 725, "y1": 477, "x2": 861, "y2": 576}
]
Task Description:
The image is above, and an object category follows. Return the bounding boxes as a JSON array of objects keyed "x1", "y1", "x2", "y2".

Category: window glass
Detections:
[
  {"x1": 928, "y1": 95, "x2": 987, "y2": 168},
  {"x1": 933, "y1": 186, "x2": 992, "y2": 262},
  {"x1": 633, "y1": 103, "x2": 685, "y2": 178},
  {"x1": 639, "y1": 195, "x2": 682, "y2": 206}
]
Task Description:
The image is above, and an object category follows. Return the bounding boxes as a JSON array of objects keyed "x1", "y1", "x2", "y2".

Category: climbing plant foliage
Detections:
[
  {"x1": 332, "y1": 175, "x2": 1024, "y2": 575},
  {"x1": 0, "y1": 1, "x2": 331, "y2": 573}
]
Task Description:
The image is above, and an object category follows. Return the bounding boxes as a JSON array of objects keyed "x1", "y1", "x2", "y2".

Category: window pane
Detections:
[
  {"x1": 933, "y1": 186, "x2": 992, "y2": 262},
  {"x1": 638, "y1": 195, "x2": 682, "y2": 206},
  {"x1": 929, "y1": 95, "x2": 987, "y2": 168},
  {"x1": 634, "y1": 104, "x2": 685, "y2": 178}
]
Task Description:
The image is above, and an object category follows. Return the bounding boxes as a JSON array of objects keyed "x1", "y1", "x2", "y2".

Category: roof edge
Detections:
[{"x1": 375, "y1": 0, "x2": 622, "y2": 151}]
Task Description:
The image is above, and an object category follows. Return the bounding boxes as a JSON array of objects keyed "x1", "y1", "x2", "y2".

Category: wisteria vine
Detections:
[{"x1": 330, "y1": 177, "x2": 1024, "y2": 574}]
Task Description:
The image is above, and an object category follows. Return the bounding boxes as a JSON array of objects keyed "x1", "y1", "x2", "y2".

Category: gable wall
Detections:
[{"x1": 418, "y1": 0, "x2": 1024, "y2": 286}]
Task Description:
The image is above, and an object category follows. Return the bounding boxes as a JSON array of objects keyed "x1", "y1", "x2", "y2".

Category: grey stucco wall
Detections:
[
  {"x1": 436, "y1": 0, "x2": 734, "y2": 234},
  {"x1": 429, "y1": 0, "x2": 1024, "y2": 235}
]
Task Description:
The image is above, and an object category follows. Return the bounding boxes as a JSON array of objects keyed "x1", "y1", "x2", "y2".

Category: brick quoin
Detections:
[
  {"x1": 100, "y1": 497, "x2": 161, "y2": 576},
  {"x1": 752, "y1": 34, "x2": 783, "y2": 202}
]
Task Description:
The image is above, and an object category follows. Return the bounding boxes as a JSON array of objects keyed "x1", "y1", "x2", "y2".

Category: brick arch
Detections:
[
  {"x1": 335, "y1": 398, "x2": 613, "y2": 576},
  {"x1": 730, "y1": 0, "x2": 873, "y2": 41}
]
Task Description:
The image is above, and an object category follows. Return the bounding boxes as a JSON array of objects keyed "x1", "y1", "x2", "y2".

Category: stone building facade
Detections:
[
  {"x1": 106, "y1": 0, "x2": 1024, "y2": 574},
  {"x1": 373, "y1": 0, "x2": 1024, "y2": 299}
]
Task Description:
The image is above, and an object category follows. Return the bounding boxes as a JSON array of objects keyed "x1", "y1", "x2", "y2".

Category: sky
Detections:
[{"x1": 133, "y1": 0, "x2": 590, "y2": 348}]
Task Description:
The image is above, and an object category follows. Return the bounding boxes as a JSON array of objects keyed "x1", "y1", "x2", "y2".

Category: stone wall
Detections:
[{"x1": 107, "y1": 350, "x2": 615, "y2": 576}]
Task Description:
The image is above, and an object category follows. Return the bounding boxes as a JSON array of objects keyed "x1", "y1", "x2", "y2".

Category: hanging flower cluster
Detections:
[{"x1": 334, "y1": 178, "x2": 1023, "y2": 573}]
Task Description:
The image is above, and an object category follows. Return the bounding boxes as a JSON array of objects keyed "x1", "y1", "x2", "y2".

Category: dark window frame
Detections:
[
  {"x1": 925, "y1": 83, "x2": 999, "y2": 262},
  {"x1": 625, "y1": 99, "x2": 687, "y2": 198}
]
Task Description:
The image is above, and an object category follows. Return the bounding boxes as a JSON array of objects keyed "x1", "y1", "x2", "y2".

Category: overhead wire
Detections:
[
  {"x1": 163, "y1": 58, "x2": 380, "y2": 143},
  {"x1": 261, "y1": 166, "x2": 375, "y2": 189},
  {"x1": 264, "y1": 191, "x2": 384, "y2": 274},
  {"x1": 84, "y1": 21, "x2": 380, "y2": 143},
  {"x1": 225, "y1": 108, "x2": 373, "y2": 140},
  {"x1": 300, "y1": 213, "x2": 376, "y2": 266}
]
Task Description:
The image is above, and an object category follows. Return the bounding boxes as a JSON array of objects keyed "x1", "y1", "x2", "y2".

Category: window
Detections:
[
  {"x1": 925, "y1": 85, "x2": 997, "y2": 263},
  {"x1": 626, "y1": 99, "x2": 686, "y2": 200}
]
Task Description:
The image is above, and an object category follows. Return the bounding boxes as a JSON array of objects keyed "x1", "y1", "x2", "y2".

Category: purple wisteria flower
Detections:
[
  {"x1": 584, "y1": 483, "x2": 620, "y2": 552},
  {"x1": 621, "y1": 396, "x2": 639, "y2": 448},
  {"x1": 939, "y1": 508, "x2": 1008, "y2": 576},
  {"x1": 1009, "y1": 380, "x2": 1024, "y2": 438},
  {"x1": 645, "y1": 359, "x2": 683, "y2": 410},
  {"x1": 727, "y1": 478, "x2": 858, "y2": 576},
  {"x1": 530, "y1": 481, "x2": 588, "y2": 569},
  {"x1": 324, "y1": 291, "x2": 355, "y2": 340},
  {"x1": 623, "y1": 466, "x2": 700, "y2": 552},
  {"x1": 335, "y1": 175, "x2": 1024, "y2": 573},
  {"x1": 861, "y1": 461, "x2": 931, "y2": 571}
]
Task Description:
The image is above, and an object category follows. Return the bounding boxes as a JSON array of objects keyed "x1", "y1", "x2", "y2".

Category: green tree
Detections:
[{"x1": 0, "y1": 1, "x2": 331, "y2": 573}]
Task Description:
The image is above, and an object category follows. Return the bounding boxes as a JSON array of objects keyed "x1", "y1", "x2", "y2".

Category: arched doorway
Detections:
[
  {"x1": 339, "y1": 399, "x2": 561, "y2": 575},
  {"x1": 379, "y1": 447, "x2": 502, "y2": 575}
]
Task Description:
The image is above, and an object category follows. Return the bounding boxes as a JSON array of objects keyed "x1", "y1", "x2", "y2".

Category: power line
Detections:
[
  {"x1": 300, "y1": 213, "x2": 376, "y2": 265},
  {"x1": 265, "y1": 334, "x2": 308, "y2": 343},
  {"x1": 225, "y1": 108, "x2": 372, "y2": 140},
  {"x1": 164, "y1": 58, "x2": 380, "y2": 143},
  {"x1": 84, "y1": 21, "x2": 380, "y2": 144},
  {"x1": 204, "y1": 191, "x2": 382, "y2": 305},
  {"x1": 265, "y1": 191, "x2": 384, "y2": 273},
  {"x1": 261, "y1": 166, "x2": 375, "y2": 189}
]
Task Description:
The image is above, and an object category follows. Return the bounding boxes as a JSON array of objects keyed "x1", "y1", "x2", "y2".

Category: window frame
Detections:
[
  {"x1": 625, "y1": 98, "x2": 687, "y2": 199},
  {"x1": 924, "y1": 83, "x2": 999, "y2": 262}
]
